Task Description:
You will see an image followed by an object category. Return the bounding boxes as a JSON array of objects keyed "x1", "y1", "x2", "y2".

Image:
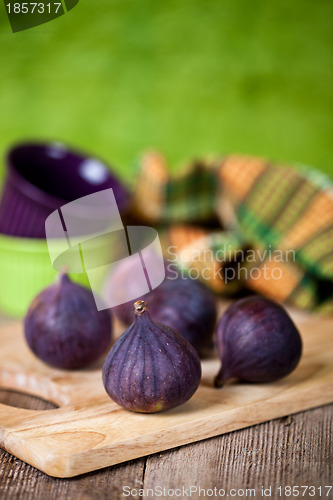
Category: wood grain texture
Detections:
[
  {"x1": 142, "y1": 405, "x2": 332, "y2": 498},
  {"x1": 0, "y1": 315, "x2": 332, "y2": 478},
  {"x1": 0, "y1": 390, "x2": 331, "y2": 500}
]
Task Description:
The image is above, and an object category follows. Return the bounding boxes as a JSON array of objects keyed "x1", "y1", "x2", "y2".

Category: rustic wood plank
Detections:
[
  {"x1": 0, "y1": 450, "x2": 147, "y2": 500},
  {"x1": 0, "y1": 390, "x2": 146, "y2": 500},
  {"x1": 0, "y1": 389, "x2": 57, "y2": 411},
  {"x1": 0, "y1": 389, "x2": 331, "y2": 499},
  {"x1": 0, "y1": 317, "x2": 332, "y2": 477},
  {"x1": 142, "y1": 404, "x2": 332, "y2": 498}
]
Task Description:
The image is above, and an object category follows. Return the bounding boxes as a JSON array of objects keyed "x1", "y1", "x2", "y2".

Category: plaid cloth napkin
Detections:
[{"x1": 132, "y1": 152, "x2": 333, "y2": 313}]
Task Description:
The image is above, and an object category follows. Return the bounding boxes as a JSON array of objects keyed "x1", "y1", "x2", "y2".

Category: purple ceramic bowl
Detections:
[{"x1": 0, "y1": 142, "x2": 130, "y2": 238}]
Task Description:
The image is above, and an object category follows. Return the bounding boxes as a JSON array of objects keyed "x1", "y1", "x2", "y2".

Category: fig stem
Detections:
[
  {"x1": 134, "y1": 300, "x2": 148, "y2": 315},
  {"x1": 59, "y1": 273, "x2": 71, "y2": 286}
]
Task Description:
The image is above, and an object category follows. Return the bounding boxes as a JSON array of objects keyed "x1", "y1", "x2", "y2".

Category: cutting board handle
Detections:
[
  {"x1": 0, "y1": 401, "x2": 38, "y2": 431},
  {"x1": 0, "y1": 367, "x2": 69, "y2": 407}
]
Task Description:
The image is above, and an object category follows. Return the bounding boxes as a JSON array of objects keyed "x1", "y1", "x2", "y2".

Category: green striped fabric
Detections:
[{"x1": 133, "y1": 152, "x2": 333, "y2": 312}]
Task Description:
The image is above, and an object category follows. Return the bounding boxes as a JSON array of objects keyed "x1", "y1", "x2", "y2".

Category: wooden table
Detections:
[
  {"x1": 0, "y1": 388, "x2": 331, "y2": 500},
  {"x1": 0, "y1": 307, "x2": 332, "y2": 499}
]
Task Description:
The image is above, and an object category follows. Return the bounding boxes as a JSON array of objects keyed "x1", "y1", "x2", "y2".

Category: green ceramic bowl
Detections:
[{"x1": 0, "y1": 233, "x2": 93, "y2": 318}]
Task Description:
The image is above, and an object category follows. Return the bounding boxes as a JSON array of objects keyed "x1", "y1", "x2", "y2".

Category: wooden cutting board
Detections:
[{"x1": 0, "y1": 312, "x2": 332, "y2": 478}]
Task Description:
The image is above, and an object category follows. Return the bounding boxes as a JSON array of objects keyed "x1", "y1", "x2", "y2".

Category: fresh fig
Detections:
[
  {"x1": 24, "y1": 274, "x2": 112, "y2": 369},
  {"x1": 113, "y1": 276, "x2": 217, "y2": 357},
  {"x1": 215, "y1": 296, "x2": 302, "y2": 386},
  {"x1": 102, "y1": 300, "x2": 201, "y2": 413}
]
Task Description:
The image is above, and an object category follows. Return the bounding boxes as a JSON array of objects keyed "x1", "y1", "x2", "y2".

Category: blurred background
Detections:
[{"x1": 0, "y1": 0, "x2": 332, "y2": 184}]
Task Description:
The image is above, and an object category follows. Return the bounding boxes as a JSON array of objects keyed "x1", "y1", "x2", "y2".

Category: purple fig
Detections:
[
  {"x1": 102, "y1": 300, "x2": 201, "y2": 413},
  {"x1": 24, "y1": 274, "x2": 112, "y2": 369},
  {"x1": 215, "y1": 296, "x2": 302, "y2": 386},
  {"x1": 113, "y1": 277, "x2": 217, "y2": 357}
]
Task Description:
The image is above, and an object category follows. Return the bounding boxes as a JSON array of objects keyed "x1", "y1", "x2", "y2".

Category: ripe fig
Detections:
[
  {"x1": 113, "y1": 276, "x2": 217, "y2": 357},
  {"x1": 24, "y1": 274, "x2": 112, "y2": 369},
  {"x1": 215, "y1": 296, "x2": 302, "y2": 386},
  {"x1": 102, "y1": 300, "x2": 201, "y2": 413}
]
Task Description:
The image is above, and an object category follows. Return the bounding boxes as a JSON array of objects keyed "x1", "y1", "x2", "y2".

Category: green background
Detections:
[{"x1": 0, "y1": 0, "x2": 332, "y2": 184}]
